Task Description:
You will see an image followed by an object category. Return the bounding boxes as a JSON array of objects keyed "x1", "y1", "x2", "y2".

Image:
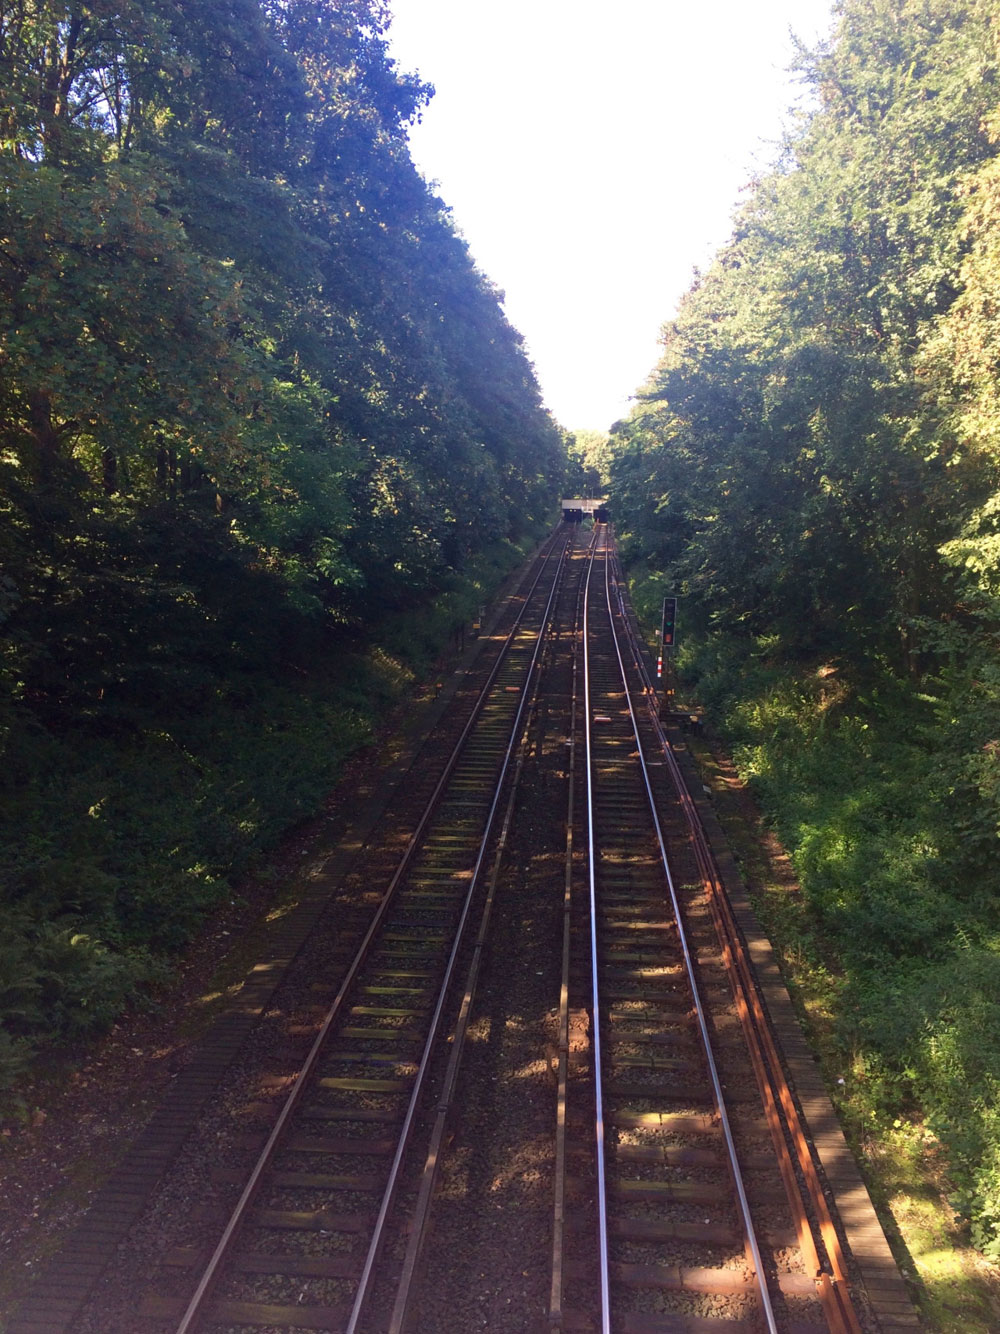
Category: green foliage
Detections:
[
  {"x1": 378, "y1": 533, "x2": 541, "y2": 675},
  {"x1": 612, "y1": 0, "x2": 998, "y2": 662},
  {"x1": 0, "y1": 514, "x2": 528, "y2": 1084},
  {"x1": 609, "y1": 0, "x2": 1000, "y2": 1257},
  {"x1": 564, "y1": 429, "x2": 612, "y2": 496},
  {"x1": 0, "y1": 0, "x2": 571, "y2": 1100},
  {"x1": 855, "y1": 948, "x2": 1000, "y2": 1260},
  {"x1": 673, "y1": 621, "x2": 1000, "y2": 1259}
]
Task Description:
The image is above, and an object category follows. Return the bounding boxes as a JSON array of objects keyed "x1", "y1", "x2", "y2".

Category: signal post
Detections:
[{"x1": 657, "y1": 595, "x2": 677, "y2": 718}]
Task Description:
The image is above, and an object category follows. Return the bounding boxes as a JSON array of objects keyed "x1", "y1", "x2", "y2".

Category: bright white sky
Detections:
[{"x1": 385, "y1": 0, "x2": 838, "y2": 433}]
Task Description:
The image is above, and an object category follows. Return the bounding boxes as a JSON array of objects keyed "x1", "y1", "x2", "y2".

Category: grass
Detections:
[{"x1": 686, "y1": 721, "x2": 1000, "y2": 1331}]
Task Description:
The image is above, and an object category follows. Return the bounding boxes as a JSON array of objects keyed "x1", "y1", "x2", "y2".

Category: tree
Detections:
[{"x1": 611, "y1": 0, "x2": 998, "y2": 663}]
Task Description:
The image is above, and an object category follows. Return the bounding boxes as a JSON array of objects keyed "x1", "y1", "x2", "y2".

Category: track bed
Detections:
[{"x1": 8, "y1": 529, "x2": 917, "y2": 1334}]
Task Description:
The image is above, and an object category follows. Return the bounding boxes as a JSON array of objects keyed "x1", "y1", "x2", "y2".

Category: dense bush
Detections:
[
  {"x1": 675, "y1": 626, "x2": 1000, "y2": 1258},
  {"x1": 0, "y1": 515, "x2": 548, "y2": 1105},
  {"x1": 0, "y1": 0, "x2": 567, "y2": 1105}
]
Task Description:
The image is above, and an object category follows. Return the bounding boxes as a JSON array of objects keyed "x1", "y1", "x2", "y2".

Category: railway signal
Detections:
[{"x1": 656, "y1": 595, "x2": 678, "y2": 680}]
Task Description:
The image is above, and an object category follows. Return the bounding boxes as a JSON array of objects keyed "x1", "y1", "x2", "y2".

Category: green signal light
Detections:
[{"x1": 661, "y1": 597, "x2": 678, "y2": 649}]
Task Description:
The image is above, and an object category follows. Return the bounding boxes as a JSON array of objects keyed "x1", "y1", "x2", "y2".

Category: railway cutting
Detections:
[{"x1": 8, "y1": 526, "x2": 918, "y2": 1334}]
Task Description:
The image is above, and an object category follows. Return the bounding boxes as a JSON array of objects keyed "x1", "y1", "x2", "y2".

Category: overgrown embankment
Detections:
[
  {"x1": 630, "y1": 575, "x2": 1000, "y2": 1328},
  {"x1": 0, "y1": 513, "x2": 542, "y2": 1105}
]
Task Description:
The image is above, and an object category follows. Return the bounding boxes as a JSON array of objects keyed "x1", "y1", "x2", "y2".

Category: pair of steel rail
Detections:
[
  {"x1": 160, "y1": 528, "x2": 578, "y2": 1334},
  {"x1": 549, "y1": 527, "x2": 862, "y2": 1333}
]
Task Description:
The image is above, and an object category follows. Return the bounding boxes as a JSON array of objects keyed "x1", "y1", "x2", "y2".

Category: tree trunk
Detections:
[
  {"x1": 27, "y1": 391, "x2": 62, "y2": 480},
  {"x1": 102, "y1": 448, "x2": 118, "y2": 496}
]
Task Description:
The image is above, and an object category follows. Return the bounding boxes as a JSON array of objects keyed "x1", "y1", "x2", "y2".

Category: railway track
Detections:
[
  {"x1": 134, "y1": 526, "x2": 581, "y2": 1333},
  {"x1": 550, "y1": 528, "x2": 866, "y2": 1334},
  {"x1": 9, "y1": 523, "x2": 917, "y2": 1334}
]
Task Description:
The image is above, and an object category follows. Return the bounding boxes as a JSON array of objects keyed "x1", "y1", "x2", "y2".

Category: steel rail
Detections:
[
  {"x1": 588, "y1": 530, "x2": 780, "y2": 1334},
  {"x1": 548, "y1": 525, "x2": 595, "y2": 1328},
  {"x1": 386, "y1": 524, "x2": 592, "y2": 1334},
  {"x1": 171, "y1": 529, "x2": 571, "y2": 1334},
  {"x1": 583, "y1": 528, "x2": 613, "y2": 1334},
  {"x1": 608, "y1": 540, "x2": 863, "y2": 1334},
  {"x1": 345, "y1": 538, "x2": 569, "y2": 1334}
]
